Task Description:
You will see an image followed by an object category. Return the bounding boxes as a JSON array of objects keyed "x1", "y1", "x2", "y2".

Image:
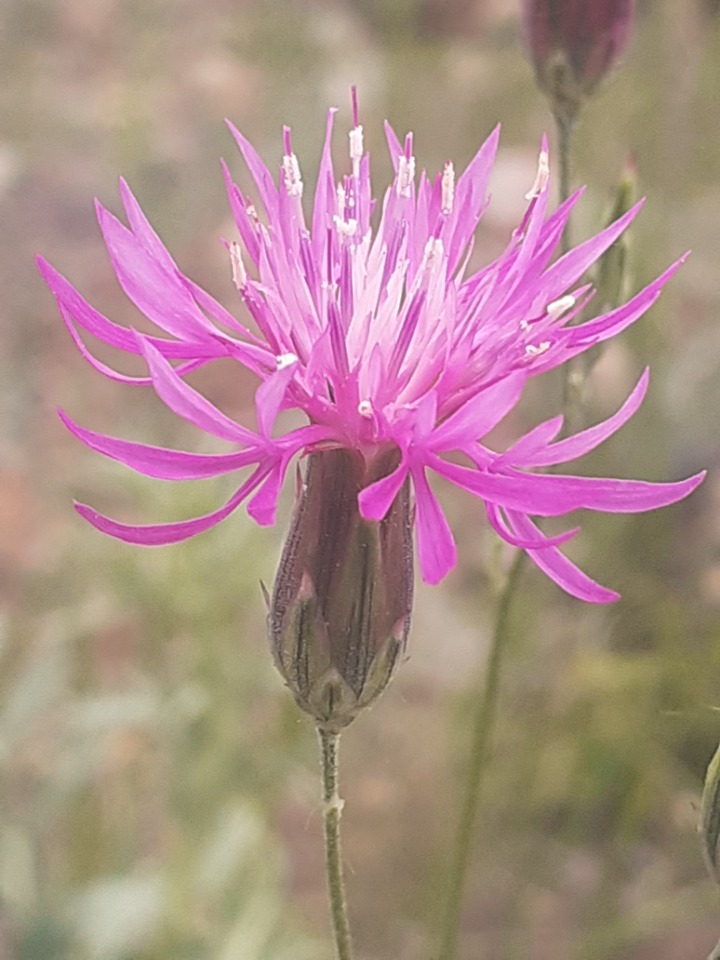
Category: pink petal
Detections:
[
  {"x1": 246, "y1": 454, "x2": 292, "y2": 525},
  {"x1": 517, "y1": 369, "x2": 650, "y2": 468},
  {"x1": 254, "y1": 359, "x2": 299, "y2": 437},
  {"x1": 506, "y1": 511, "x2": 620, "y2": 603},
  {"x1": 59, "y1": 410, "x2": 261, "y2": 479},
  {"x1": 433, "y1": 455, "x2": 705, "y2": 517},
  {"x1": 311, "y1": 109, "x2": 337, "y2": 260},
  {"x1": 486, "y1": 502, "x2": 579, "y2": 549},
  {"x1": 498, "y1": 415, "x2": 564, "y2": 465},
  {"x1": 119, "y1": 178, "x2": 178, "y2": 271},
  {"x1": 74, "y1": 464, "x2": 270, "y2": 545},
  {"x1": 411, "y1": 465, "x2": 457, "y2": 584},
  {"x1": 358, "y1": 457, "x2": 409, "y2": 522},
  {"x1": 537, "y1": 200, "x2": 645, "y2": 303},
  {"x1": 140, "y1": 338, "x2": 259, "y2": 444},
  {"x1": 428, "y1": 372, "x2": 526, "y2": 451},
  {"x1": 96, "y1": 202, "x2": 216, "y2": 342},
  {"x1": 571, "y1": 259, "x2": 686, "y2": 348},
  {"x1": 225, "y1": 120, "x2": 279, "y2": 222},
  {"x1": 221, "y1": 160, "x2": 261, "y2": 265}
]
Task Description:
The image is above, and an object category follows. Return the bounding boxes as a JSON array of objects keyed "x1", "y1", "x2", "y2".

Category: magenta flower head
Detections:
[
  {"x1": 522, "y1": 0, "x2": 635, "y2": 123},
  {"x1": 39, "y1": 93, "x2": 702, "y2": 618}
]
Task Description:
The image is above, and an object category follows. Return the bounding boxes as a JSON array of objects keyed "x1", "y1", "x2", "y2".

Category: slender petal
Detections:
[
  {"x1": 42, "y1": 104, "x2": 703, "y2": 600},
  {"x1": 74, "y1": 465, "x2": 270, "y2": 545}
]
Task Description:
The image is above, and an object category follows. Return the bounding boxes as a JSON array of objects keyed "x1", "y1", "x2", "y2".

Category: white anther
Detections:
[
  {"x1": 546, "y1": 294, "x2": 576, "y2": 319},
  {"x1": 358, "y1": 399, "x2": 373, "y2": 419},
  {"x1": 349, "y1": 125, "x2": 364, "y2": 163},
  {"x1": 423, "y1": 236, "x2": 444, "y2": 267},
  {"x1": 336, "y1": 183, "x2": 346, "y2": 213},
  {"x1": 441, "y1": 161, "x2": 455, "y2": 215},
  {"x1": 333, "y1": 215, "x2": 358, "y2": 238},
  {"x1": 396, "y1": 154, "x2": 416, "y2": 199},
  {"x1": 282, "y1": 153, "x2": 303, "y2": 198},
  {"x1": 276, "y1": 352, "x2": 299, "y2": 370},
  {"x1": 229, "y1": 241, "x2": 247, "y2": 290},
  {"x1": 525, "y1": 341, "x2": 551, "y2": 357},
  {"x1": 525, "y1": 149, "x2": 550, "y2": 200}
]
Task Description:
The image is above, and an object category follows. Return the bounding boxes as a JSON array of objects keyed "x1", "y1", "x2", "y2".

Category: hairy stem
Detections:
[{"x1": 318, "y1": 727, "x2": 353, "y2": 960}]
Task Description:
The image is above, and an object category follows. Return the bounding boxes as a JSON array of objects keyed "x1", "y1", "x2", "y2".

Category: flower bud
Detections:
[
  {"x1": 593, "y1": 154, "x2": 637, "y2": 313},
  {"x1": 701, "y1": 739, "x2": 720, "y2": 888},
  {"x1": 522, "y1": 0, "x2": 635, "y2": 125},
  {"x1": 269, "y1": 448, "x2": 413, "y2": 733}
]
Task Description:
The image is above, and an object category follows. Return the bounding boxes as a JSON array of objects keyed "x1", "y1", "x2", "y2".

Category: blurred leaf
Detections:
[{"x1": 72, "y1": 871, "x2": 164, "y2": 960}]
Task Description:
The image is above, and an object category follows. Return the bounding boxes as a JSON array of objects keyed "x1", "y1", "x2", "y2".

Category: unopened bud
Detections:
[
  {"x1": 594, "y1": 155, "x2": 636, "y2": 312},
  {"x1": 701, "y1": 739, "x2": 720, "y2": 888},
  {"x1": 269, "y1": 448, "x2": 413, "y2": 732},
  {"x1": 522, "y1": 0, "x2": 635, "y2": 126}
]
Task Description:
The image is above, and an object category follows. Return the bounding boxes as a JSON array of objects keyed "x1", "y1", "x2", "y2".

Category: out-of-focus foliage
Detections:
[{"x1": 2, "y1": 0, "x2": 720, "y2": 957}]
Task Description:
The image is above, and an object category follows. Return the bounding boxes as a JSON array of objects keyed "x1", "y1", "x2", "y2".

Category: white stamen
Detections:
[
  {"x1": 358, "y1": 399, "x2": 373, "y2": 419},
  {"x1": 333, "y1": 214, "x2": 358, "y2": 238},
  {"x1": 349, "y1": 125, "x2": 364, "y2": 163},
  {"x1": 282, "y1": 153, "x2": 303, "y2": 198},
  {"x1": 520, "y1": 318, "x2": 530, "y2": 332},
  {"x1": 396, "y1": 154, "x2": 416, "y2": 199},
  {"x1": 525, "y1": 341, "x2": 551, "y2": 357},
  {"x1": 525, "y1": 149, "x2": 550, "y2": 200},
  {"x1": 546, "y1": 294, "x2": 576, "y2": 319},
  {"x1": 441, "y1": 161, "x2": 455, "y2": 215},
  {"x1": 229, "y1": 241, "x2": 247, "y2": 290},
  {"x1": 276, "y1": 352, "x2": 299, "y2": 370},
  {"x1": 423, "y1": 236, "x2": 444, "y2": 267},
  {"x1": 336, "y1": 182, "x2": 346, "y2": 213},
  {"x1": 246, "y1": 202, "x2": 260, "y2": 226}
]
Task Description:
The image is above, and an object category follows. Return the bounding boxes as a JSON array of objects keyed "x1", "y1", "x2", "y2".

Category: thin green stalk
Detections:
[
  {"x1": 318, "y1": 727, "x2": 353, "y2": 960},
  {"x1": 556, "y1": 112, "x2": 575, "y2": 255},
  {"x1": 436, "y1": 551, "x2": 525, "y2": 960},
  {"x1": 555, "y1": 111, "x2": 578, "y2": 418}
]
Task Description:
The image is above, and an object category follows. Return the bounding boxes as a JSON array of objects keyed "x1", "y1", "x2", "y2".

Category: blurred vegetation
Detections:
[{"x1": 2, "y1": 0, "x2": 720, "y2": 957}]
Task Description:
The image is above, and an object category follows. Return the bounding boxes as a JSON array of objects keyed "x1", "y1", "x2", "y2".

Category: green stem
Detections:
[
  {"x1": 436, "y1": 551, "x2": 525, "y2": 960},
  {"x1": 555, "y1": 111, "x2": 578, "y2": 419},
  {"x1": 318, "y1": 727, "x2": 353, "y2": 960},
  {"x1": 556, "y1": 112, "x2": 575, "y2": 254}
]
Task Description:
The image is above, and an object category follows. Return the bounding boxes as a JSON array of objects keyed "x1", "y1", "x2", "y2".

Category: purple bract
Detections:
[{"x1": 39, "y1": 94, "x2": 703, "y2": 603}]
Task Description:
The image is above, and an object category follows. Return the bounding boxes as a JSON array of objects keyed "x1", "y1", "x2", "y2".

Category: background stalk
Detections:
[{"x1": 435, "y1": 552, "x2": 525, "y2": 960}]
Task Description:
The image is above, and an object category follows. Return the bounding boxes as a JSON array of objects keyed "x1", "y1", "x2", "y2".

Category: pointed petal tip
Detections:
[{"x1": 592, "y1": 586, "x2": 622, "y2": 605}]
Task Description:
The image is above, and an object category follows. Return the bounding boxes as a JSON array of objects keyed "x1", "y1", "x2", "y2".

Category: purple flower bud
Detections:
[
  {"x1": 522, "y1": 0, "x2": 635, "y2": 122},
  {"x1": 269, "y1": 448, "x2": 413, "y2": 732}
]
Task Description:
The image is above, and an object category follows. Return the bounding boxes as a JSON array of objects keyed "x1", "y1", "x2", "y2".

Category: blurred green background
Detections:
[{"x1": 2, "y1": 0, "x2": 720, "y2": 957}]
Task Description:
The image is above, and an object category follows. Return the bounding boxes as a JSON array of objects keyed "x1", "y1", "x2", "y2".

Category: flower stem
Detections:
[
  {"x1": 436, "y1": 551, "x2": 525, "y2": 960},
  {"x1": 318, "y1": 727, "x2": 353, "y2": 960}
]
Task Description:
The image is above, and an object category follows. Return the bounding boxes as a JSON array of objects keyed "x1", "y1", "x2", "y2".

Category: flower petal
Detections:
[
  {"x1": 358, "y1": 457, "x2": 409, "y2": 522},
  {"x1": 140, "y1": 337, "x2": 259, "y2": 444},
  {"x1": 74, "y1": 464, "x2": 270, "y2": 545},
  {"x1": 486, "y1": 502, "x2": 579, "y2": 549},
  {"x1": 411, "y1": 465, "x2": 457, "y2": 584},
  {"x1": 429, "y1": 371, "x2": 526, "y2": 451},
  {"x1": 515, "y1": 368, "x2": 650, "y2": 468},
  {"x1": 59, "y1": 409, "x2": 261, "y2": 480},
  {"x1": 96, "y1": 201, "x2": 217, "y2": 342},
  {"x1": 434, "y1": 455, "x2": 705, "y2": 517},
  {"x1": 254, "y1": 359, "x2": 299, "y2": 437},
  {"x1": 506, "y1": 511, "x2": 620, "y2": 603}
]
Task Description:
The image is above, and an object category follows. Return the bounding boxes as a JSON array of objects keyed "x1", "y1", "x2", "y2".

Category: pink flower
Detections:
[{"x1": 38, "y1": 95, "x2": 703, "y2": 603}]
